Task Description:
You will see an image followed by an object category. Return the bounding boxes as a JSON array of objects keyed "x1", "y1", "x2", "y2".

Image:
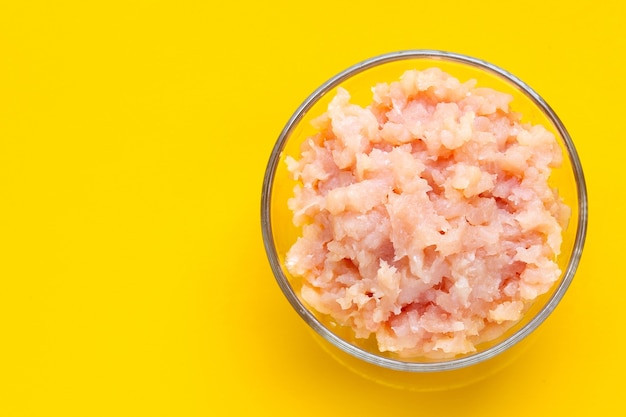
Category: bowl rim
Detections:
[{"x1": 261, "y1": 49, "x2": 588, "y2": 372}]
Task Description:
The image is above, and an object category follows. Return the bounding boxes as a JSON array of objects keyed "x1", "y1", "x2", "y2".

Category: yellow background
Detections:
[{"x1": 0, "y1": 1, "x2": 622, "y2": 415}]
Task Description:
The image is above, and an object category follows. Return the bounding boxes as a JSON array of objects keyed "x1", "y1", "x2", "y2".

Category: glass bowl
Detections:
[{"x1": 261, "y1": 50, "x2": 587, "y2": 373}]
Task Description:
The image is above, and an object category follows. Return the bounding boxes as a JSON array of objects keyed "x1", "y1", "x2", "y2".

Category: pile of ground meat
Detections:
[{"x1": 285, "y1": 68, "x2": 570, "y2": 358}]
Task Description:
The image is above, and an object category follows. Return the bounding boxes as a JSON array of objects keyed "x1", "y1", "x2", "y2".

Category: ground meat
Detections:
[{"x1": 285, "y1": 68, "x2": 570, "y2": 358}]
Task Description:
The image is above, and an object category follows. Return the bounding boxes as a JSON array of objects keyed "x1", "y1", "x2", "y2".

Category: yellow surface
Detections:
[{"x1": 0, "y1": 1, "x2": 621, "y2": 415}]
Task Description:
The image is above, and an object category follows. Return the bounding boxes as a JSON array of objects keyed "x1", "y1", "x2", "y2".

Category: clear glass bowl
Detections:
[{"x1": 261, "y1": 50, "x2": 587, "y2": 373}]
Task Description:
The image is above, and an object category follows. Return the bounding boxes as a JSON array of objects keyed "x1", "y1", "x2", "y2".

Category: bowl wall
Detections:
[{"x1": 262, "y1": 50, "x2": 587, "y2": 372}]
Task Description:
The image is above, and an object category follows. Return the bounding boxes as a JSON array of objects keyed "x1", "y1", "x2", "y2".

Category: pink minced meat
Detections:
[{"x1": 285, "y1": 68, "x2": 570, "y2": 358}]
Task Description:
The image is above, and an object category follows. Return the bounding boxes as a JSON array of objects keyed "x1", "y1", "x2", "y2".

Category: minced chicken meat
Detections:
[{"x1": 285, "y1": 68, "x2": 570, "y2": 358}]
